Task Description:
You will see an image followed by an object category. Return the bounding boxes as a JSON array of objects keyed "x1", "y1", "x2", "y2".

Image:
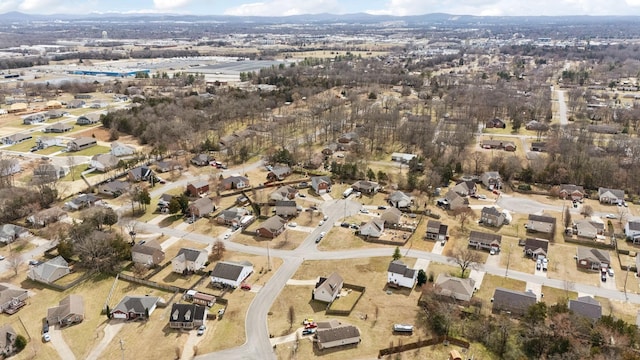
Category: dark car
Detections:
[
  {"x1": 340, "y1": 222, "x2": 349, "y2": 228},
  {"x1": 315, "y1": 236, "x2": 322, "y2": 244},
  {"x1": 377, "y1": 206, "x2": 387, "y2": 210},
  {"x1": 601, "y1": 273, "x2": 607, "y2": 282}
]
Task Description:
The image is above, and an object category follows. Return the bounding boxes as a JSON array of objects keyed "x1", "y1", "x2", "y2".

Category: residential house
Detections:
[
  {"x1": 269, "y1": 185, "x2": 297, "y2": 202},
  {"x1": 434, "y1": 274, "x2": 476, "y2": 302},
  {"x1": 485, "y1": 118, "x2": 506, "y2": 128},
  {"x1": 387, "y1": 260, "x2": 417, "y2": 288},
  {"x1": 391, "y1": 152, "x2": 417, "y2": 163},
  {"x1": 313, "y1": 272, "x2": 344, "y2": 303},
  {"x1": 127, "y1": 166, "x2": 153, "y2": 182},
  {"x1": 524, "y1": 238, "x2": 549, "y2": 259},
  {"x1": 351, "y1": 180, "x2": 381, "y2": 195},
  {"x1": 44, "y1": 122, "x2": 73, "y2": 133},
  {"x1": 575, "y1": 220, "x2": 605, "y2": 240},
  {"x1": 530, "y1": 142, "x2": 546, "y2": 152},
  {"x1": 387, "y1": 191, "x2": 413, "y2": 208},
  {"x1": 452, "y1": 181, "x2": 476, "y2": 197},
  {"x1": 2, "y1": 133, "x2": 32, "y2": 145},
  {"x1": 0, "y1": 224, "x2": 29, "y2": 244},
  {"x1": 27, "y1": 256, "x2": 70, "y2": 284},
  {"x1": 598, "y1": 187, "x2": 625, "y2": 205},
  {"x1": 425, "y1": 220, "x2": 448, "y2": 241},
  {"x1": 66, "y1": 137, "x2": 97, "y2": 152},
  {"x1": 304, "y1": 152, "x2": 325, "y2": 170},
  {"x1": 468, "y1": 231, "x2": 502, "y2": 252},
  {"x1": 187, "y1": 179, "x2": 209, "y2": 197},
  {"x1": 216, "y1": 208, "x2": 250, "y2": 227},
  {"x1": 171, "y1": 248, "x2": 208, "y2": 274},
  {"x1": 156, "y1": 160, "x2": 182, "y2": 173},
  {"x1": 26, "y1": 207, "x2": 67, "y2": 227},
  {"x1": 210, "y1": 261, "x2": 254, "y2": 288},
  {"x1": 559, "y1": 184, "x2": 585, "y2": 201},
  {"x1": 33, "y1": 163, "x2": 69, "y2": 181},
  {"x1": 526, "y1": 214, "x2": 556, "y2": 237},
  {"x1": 625, "y1": 221, "x2": 640, "y2": 243},
  {"x1": 444, "y1": 190, "x2": 468, "y2": 211},
  {"x1": 525, "y1": 120, "x2": 549, "y2": 131},
  {"x1": 0, "y1": 324, "x2": 17, "y2": 357},
  {"x1": 66, "y1": 99, "x2": 85, "y2": 108},
  {"x1": 480, "y1": 139, "x2": 516, "y2": 151},
  {"x1": 220, "y1": 175, "x2": 249, "y2": 190},
  {"x1": 191, "y1": 292, "x2": 215, "y2": 307},
  {"x1": 110, "y1": 142, "x2": 136, "y2": 157},
  {"x1": 576, "y1": 247, "x2": 611, "y2": 271},
  {"x1": 275, "y1": 200, "x2": 298, "y2": 217},
  {"x1": 190, "y1": 153, "x2": 212, "y2": 166},
  {"x1": 168, "y1": 303, "x2": 206, "y2": 329},
  {"x1": 256, "y1": 215, "x2": 286, "y2": 238},
  {"x1": 46, "y1": 108, "x2": 64, "y2": 117},
  {"x1": 315, "y1": 319, "x2": 361, "y2": 350},
  {"x1": 569, "y1": 296, "x2": 602, "y2": 321},
  {"x1": 480, "y1": 171, "x2": 502, "y2": 190},
  {"x1": 0, "y1": 285, "x2": 28, "y2": 314},
  {"x1": 380, "y1": 207, "x2": 402, "y2": 225},
  {"x1": 65, "y1": 193, "x2": 99, "y2": 210},
  {"x1": 492, "y1": 288, "x2": 537, "y2": 316},
  {"x1": 131, "y1": 240, "x2": 165, "y2": 267},
  {"x1": 75, "y1": 113, "x2": 100, "y2": 125},
  {"x1": 311, "y1": 176, "x2": 332, "y2": 195},
  {"x1": 23, "y1": 113, "x2": 45, "y2": 125},
  {"x1": 187, "y1": 197, "x2": 215, "y2": 218},
  {"x1": 481, "y1": 207, "x2": 506, "y2": 227},
  {"x1": 46, "y1": 294, "x2": 84, "y2": 326},
  {"x1": 110, "y1": 295, "x2": 162, "y2": 320},
  {"x1": 266, "y1": 165, "x2": 292, "y2": 182},
  {"x1": 90, "y1": 153, "x2": 119, "y2": 172},
  {"x1": 36, "y1": 136, "x2": 63, "y2": 149},
  {"x1": 0, "y1": 159, "x2": 20, "y2": 178},
  {"x1": 98, "y1": 180, "x2": 129, "y2": 197},
  {"x1": 359, "y1": 218, "x2": 385, "y2": 238}
]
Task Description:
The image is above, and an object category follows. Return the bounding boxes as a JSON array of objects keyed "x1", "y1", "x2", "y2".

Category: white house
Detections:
[
  {"x1": 110, "y1": 142, "x2": 136, "y2": 157},
  {"x1": 387, "y1": 260, "x2": 417, "y2": 288},
  {"x1": 210, "y1": 261, "x2": 254, "y2": 288},
  {"x1": 171, "y1": 248, "x2": 208, "y2": 274},
  {"x1": 625, "y1": 221, "x2": 640, "y2": 242},
  {"x1": 90, "y1": 154, "x2": 119, "y2": 172},
  {"x1": 313, "y1": 272, "x2": 344, "y2": 303}
]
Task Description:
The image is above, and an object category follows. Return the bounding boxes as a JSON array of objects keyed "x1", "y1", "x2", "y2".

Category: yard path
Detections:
[
  {"x1": 49, "y1": 326, "x2": 76, "y2": 360},
  {"x1": 285, "y1": 279, "x2": 317, "y2": 286},
  {"x1": 181, "y1": 329, "x2": 205, "y2": 360},
  {"x1": 269, "y1": 327, "x2": 309, "y2": 346},
  {"x1": 84, "y1": 320, "x2": 124, "y2": 360}
]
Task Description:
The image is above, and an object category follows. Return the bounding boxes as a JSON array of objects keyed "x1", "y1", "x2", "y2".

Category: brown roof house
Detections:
[
  {"x1": 169, "y1": 303, "x2": 206, "y2": 329},
  {"x1": 485, "y1": 118, "x2": 506, "y2": 129},
  {"x1": 359, "y1": 218, "x2": 385, "y2": 238},
  {"x1": 216, "y1": 207, "x2": 250, "y2": 227},
  {"x1": 569, "y1": 296, "x2": 602, "y2": 321},
  {"x1": 131, "y1": 240, "x2": 165, "y2": 267},
  {"x1": 266, "y1": 165, "x2": 292, "y2": 182},
  {"x1": 27, "y1": 256, "x2": 70, "y2": 284},
  {"x1": 351, "y1": 180, "x2": 381, "y2": 195},
  {"x1": 110, "y1": 295, "x2": 162, "y2": 320},
  {"x1": 434, "y1": 274, "x2": 476, "y2": 302},
  {"x1": 172, "y1": 248, "x2": 208, "y2": 274},
  {"x1": 187, "y1": 179, "x2": 209, "y2": 197},
  {"x1": 576, "y1": 247, "x2": 611, "y2": 271},
  {"x1": 523, "y1": 238, "x2": 549, "y2": 259},
  {"x1": 220, "y1": 175, "x2": 250, "y2": 190},
  {"x1": 480, "y1": 207, "x2": 505, "y2": 227},
  {"x1": 380, "y1": 207, "x2": 402, "y2": 225},
  {"x1": 468, "y1": 231, "x2": 501, "y2": 252},
  {"x1": 425, "y1": 220, "x2": 448, "y2": 241},
  {"x1": 256, "y1": 215, "x2": 286, "y2": 238},
  {"x1": 0, "y1": 285, "x2": 28, "y2": 314},
  {"x1": 444, "y1": 189, "x2": 468, "y2": 211},
  {"x1": 526, "y1": 214, "x2": 556, "y2": 238},
  {"x1": 313, "y1": 272, "x2": 344, "y2": 303},
  {"x1": 387, "y1": 260, "x2": 417, "y2": 289},
  {"x1": 47, "y1": 294, "x2": 84, "y2": 326},
  {"x1": 269, "y1": 185, "x2": 297, "y2": 202},
  {"x1": 492, "y1": 288, "x2": 537, "y2": 316},
  {"x1": 311, "y1": 176, "x2": 332, "y2": 195},
  {"x1": 559, "y1": 184, "x2": 585, "y2": 201},
  {"x1": 275, "y1": 200, "x2": 298, "y2": 218},
  {"x1": 187, "y1": 197, "x2": 215, "y2": 218},
  {"x1": 315, "y1": 319, "x2": 361, "y2": 351}
]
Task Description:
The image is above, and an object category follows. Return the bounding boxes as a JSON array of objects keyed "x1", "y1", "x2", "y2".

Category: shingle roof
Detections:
[
  {"x1": 47, "y1": 294, "x2": 84, "y2": 323},
  {"x1": 169, "y1": 303, "x2": 206, "y2": 323},
  {"x1": 189, "y1": 179, "x2": 209, "y2": 189},
  {"x1": 493, "y1": 287, "x2": 537, "y2": 311},
  {"x1": 259, "y1": 215, "x2": 286, "y2": 232},
  {"x1": 113, "y1": 295, "x2": 160, "y2": 315},
  {"x1": 387, "y1": 260, "x2": 416, "y2": 279},
  {"x1": 524, "y1": 238, "x2": 549, "y2": 256},
  {"x1": 426, "y1": 220, "x2": 441, "y2": 233},
  {"x1": 469, "y1": 230, "x2": 502, "y2": 245},
  {"x1": 482, "y1": 207, "x2": 502, "y2": 217},
  {"x1": 435, "y1": 274, "x2": 475, "y2": 300},
  {"x1": 577, "y1": 247, "x2": 611, "y2": 264},
  {"x1": 132, "y1": 240, "x2": 163, "y2": 256},
  {"x1": 316, "y1": 324, "x2": 360, "y2": 344},
  {"x1": 211, "y1": 261, "x2": 252, "y2": 281},
  {"x1": 176, "y1": 248, "x2": 206, "y2": 262},
  {"x1": 315, "y1": 272, "x2": 343, "y2": 298},
  {"x1": 569, "y1": 296, "x2": 602, "y2": 320}
]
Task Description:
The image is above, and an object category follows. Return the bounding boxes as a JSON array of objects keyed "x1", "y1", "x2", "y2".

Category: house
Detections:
[
  {"x1": 625, "y1": 221, "x2": 640, "y2": 243},
  {"x1": 351, "y1": 180, "x2": 380, "y2": 195},
  {"x1": 210, "y1": 261, "x2": 254, "y2": 288},
  {"x1": 23, "y1": 113, "x2": 45, "y2": 125},
  {"x1": 525, "y1": 120, "x2": 549, "y2": 131},
  {"x1": 36, "y1": 136, "x2": 63, "y2": 149},
  {"x1": 190, "y1": 292, "x2": 215, "y2": 307},
  {"x1": 26, "y1": 207, "x2": 67, "y2": 227},
  {"x1": 220, "y1": 175, "x2": 249, "y2": 190},
  {"x1": 156, "y1": 160, "x2": 182, "y2": 173},
  {"x1": 452, "y1": 181, "x2": 476, "y2": 197},
  {"x1": 387, "y1": 191, "x2": 413, "y2": 208},
  {"x1": 492, "y1": 288, "x2": 537, "y2": 316},
  {"x1": 359, "y1": 218, "x2": 385, "y2": 238},
  {"x1": 66, "y1": 99, "x2": 85, "y2": 108},
  {"x1": 0, "y1": 324, "x2": 17, "y2": 357},
  {"x1": 387, "y1": 260, "x2": 417, "y2": 288},
  {"x1": 90, "y1": 153, "x2": 119, "y2": 172},
  {"x1": 256, "y1": 215, "x2": 286, "y2": 238},
  {"x1": 576, "y1": 247, "x2": 611, "y2": 271},
  {"x1": 311, "y1": 176, "x2": 332, "y2": 194},
  {"x1": 187, "y1": 179, "x2": 209, "y2": 197},
  {"x1": 171, "y1": 248, "x2": 208, "y2": 274},
  {"x1": 526, "y1": 214, "x2": 556, "y2": 236},
  {"x1": 530, "y1": 142, "x2": 546, "y2": 152},
  {"x1": 598, "y1": 187, "x2": 625, "y2": 205},
  {"x1": 0, "y1": 159, "x2": 20, "y2": 178},
  {"x1": 76, "y1": 113, "x2": 101, "y2": 125},
  {"x1": 46, "y1": 294, "x2": 84, "y2": 326},
  {"x1": 481, "y1": 207, "x2": 505, "y2": 227},
  {"x1": 391, "y1": 152, "x2": 417, "y2": 163},
  {"x1": 569, "y1": 296, "x2": 602, "y2": 321},
  {"x1": 110, "y1": 295, "x2": 162, "y2": 320},
  {"x1": 275, "y1": 200, "x2": 298, "y2": 217},
  {"x1": 27, "y1": 256, "x2": 70, "y2": 284},
  {"x1": 480, "y1": 171, "x2": 502, "y2": 190},
  {"x1": 46, "y1": 108, "x2": 64, "y2": 117},
  {"x1": 266, "y1": 165, "x2": 292, "y2": 182},
  {"x1": 380, "y1": 207, "x2": 402, "y2": 225},
  {"x1": 575, "y1": 220, "x2": 605, "y2": 239},
  {"x1": 127, "y1": 166, "x2": 153, "y2": 182},
  {"x1": 523, "y1": 238, "x2": 549, "y2": 259},
  {"x1": 187, "y1": 197, "x2": 215, "y2": 218},
  {"x1": 98, "y1": 180, "x2": 130, "y2": 197},
  {"x1": 2, "y1": 133, "x2": 32, "y2": 145},
  {"x1": 65, "y1": 193, "x2": 99, "y2": 210},
  {"x1": 480, "y1": 140, "x2": 516, "y2": 151},
  {"x1": 110, "y1": 142, "x2": 136, "y2": 157},
  {"x1": 67, "y1": 137, "x2": 97, "y2": 152},
  {"x1": 33, "y1": 163, "x2": 69, "y2": 181},
  {"x1": 44, "y1": 122, "x2": 74, "y2": 133},
  {"x1": 169, "y1": 303, "x2": 206, "y2": 329},
  {"x1": 425, "y1": 220, "x2": 448, "y2": 241},
  {"x1": 269, "y1": 185, "x2": 297, "y2": 202},
  {"x1": 315, "y1": 319, "x2": 361, "y2": 350},
  {"x1": 313, "y1": 272, "x2": 344, "y2": 303},
  {"x1": 469, "y1": 231, "x2": 501, "y2": 252},
  {"x1": 216, "y1": 208, "x2": 250, "y2": 227},
  {"x1": 0, "y1": 285, "x2": 28, "y2": 314},
  {"x1": 485, "y1": 118, "x2": 506, "y2": 128},
  {"x1": 559, "y1": 184, "x2": 585, "y2": 201},
  {"x1": 190, "y1": 153, "x2": 212, "y2": 166},
  {"x1": 131, "y1": 240, "x2": 165, "y2": 267},
  {"x1": 434, "y1": 274, "x2": 476, "y2": 302},
  {"x1": 0, "y1": 224, "x2": 29, "y2": 244},
  {"x1": 444, "y1": 190, "x2": 468, "y2": 211}
]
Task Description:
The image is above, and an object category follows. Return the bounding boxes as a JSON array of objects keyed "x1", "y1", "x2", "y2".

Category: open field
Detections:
[
  {"x1": 499, "y1": 236, "x2": 534, "y2": 275},
  {"x1": 474, "y1": 274, "x2": 527, "y2": 315},
  {"x1": 547, "y1": 243, "x2": 600, "y2": 287}
]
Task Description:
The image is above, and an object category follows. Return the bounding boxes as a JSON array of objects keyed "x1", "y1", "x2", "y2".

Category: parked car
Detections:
[
  {"x1": 489, "y1": 248, "x2": 496, "y2": 255},
  {"x1": 340, "y1": 222, "x2": 350, "y2": 228},
  {"x1": 323, "y1": 215, "x2": 328, "y2": 221},
  {"x1": 478, "y1": 194, "x2": 487, "y2": 199},
  {"x1": 0, "y1": 255, "x2": 5, "y2": 261},
  {"x1": 288, "y1": 222, "x2": 297, "y2": 227},
  {"x1": 302, "y1": 328, "x2": 316, "y2": 335},
  {"x1": 223, "y1": 233, "x2": 230, "y2": 239},
  {"x1": 606, "y1": 214, "x2": 617, "y2": 219},
  {"x1": 197, "y1": 325, "x2": 206, "y2": 336},
  {"x1": 42, "y1": 333, "x2": 51, "y2": 342},
  {"x1": 359, "y1": 208, "x2": 369, "y2": 214},
  {"x1": 298, "y1": 193, "x2": 306, "y2": 198},
  {"x1": 601, "y1": 273, "x2": 607, "y2": 282},
  {"x1": 241, "y1": 283, "x2": 251, "y2": 291},
  {"x1": 304, "y1": 322, "x2": 318, "y2": 329},
  {"x1": 315, "y1": 236, "x2": 322, "y2": 243},
  {"x1": 542, "y1": 258, "x2": 548, "y2": 271},
  {"x1": 318, "y1": 221, "x2": 324, "y2": 226},
  {"x1": 608, "y1": 268, "x2": 614, "y2": 277},
  {"x1": 320, "y1": 232, "x2": 326, "y2": 238},
  {"x1": 377, "y1": 206, "x2": 387, "y2": 210},
  {"x1": 536, "y1": 259, "x2": 542, "y2": 270}
]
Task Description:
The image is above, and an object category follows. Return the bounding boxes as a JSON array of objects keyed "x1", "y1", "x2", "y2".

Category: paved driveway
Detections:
[{"x1": 49, "y1": 326, "x2": 76, "y2": 360}]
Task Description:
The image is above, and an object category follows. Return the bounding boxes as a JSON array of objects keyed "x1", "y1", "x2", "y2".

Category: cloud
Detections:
[
  {"x1": 224, "y1": 0, "x2": 342, "y2": 16},
  {"x1": 153, "y1": 0, "x2": 192, "y2": 11},
  {"x1": 18, "y1": 0, "x2": 62, "y2": 11}
]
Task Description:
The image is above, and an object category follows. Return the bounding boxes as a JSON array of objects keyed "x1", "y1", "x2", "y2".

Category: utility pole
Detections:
[
  {"x1": 624, "y1": 265, "x2": 630, "y2": 301},
  {"x1": 505, "y1": 244, "x2": 513, "y2": 277},
  {"x1": 119, "y1": 338, "x2": 125, "y2": 360},
  {"x1": 267, "y1": 242, "x2": 271, "y2": 271}
]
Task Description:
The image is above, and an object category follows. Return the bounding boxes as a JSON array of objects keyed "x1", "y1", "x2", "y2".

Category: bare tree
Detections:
[
  {"x1": 580, "y1": 205, "x2": 594, "y2": 218},
  {"x1": 7, "y1": 250, "x2": 22, "y2": 276},
  {"x1": 448, "y1": 246, "x2": 482, "y2": 278},
  {"x1": 209, "y1": 240, "x2": 226, "y2": 262},
  {"x1": 563, "y1": 207, "x2": 572, "y2": 229},
  {"x1": 288, "y1": 305, "x2": 295, "y2": 330},
  {"x1": 454, "y1": 207, "x2": 476, "y2": 231},
  {"x1": 132, "y1": 262, "x2": 148, "y2": 278}
]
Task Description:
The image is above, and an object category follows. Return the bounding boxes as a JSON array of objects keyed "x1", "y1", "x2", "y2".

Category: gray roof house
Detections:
[
  {"x1": 98, "y1": 180, "x2": 130, "y2": 197},
  {"x1": 569, "y1": 296, "x2": 602, "y2": 321},
  {"x1": 0, "y1": 285, "x2": 28, "y2": 314},
  {"x1": 66, "y1": 137, "x2": 97, "y2": 152},
  {"x1": 210, "y1": 261, "x2": 254, "y2": 289},
  {"x1": 110, "y1": 295, "x2": 162, "y2": 320},
  {"x1": 44, "y1": 122, "x2": 73, "y2": 133},
  {"x1": 0, "y1": 224, "x2": 29, "y2": 244},
  {"x1": 444, "y1": 190, "x2": 468, "y2": 211},
  {"x1": 131, "y1": 240, "x2": 165, "y2": 267},
  {"x1": 351, "y1": 180, "x2": 381, "y2": 194},
  {"x1": 275, "y1": 200, "x2": 298, "y2": 217},
  {"x1": 434, "y1": 274, "x2": 476, "y2": 302},
  {"x1": 26, "y1": 207, "x2": 67, "y2": 227},
  {"x1": 190, "y1": 153, "x2": 212, "y2": 166},
  {"x1": 526, "y1": 214, "x2": 556, "y2": 236},
  {"x1": 575, "y1": 220, "x2": 605, "y2": 240},
  {"x1": 598, "y1": 187, "x2": 625, "y2": 205},
  {"x1": 313, "y1": 272, "x2": 344, "y2": 303},
  {"x1": 315, "y1": 319, "x2": 361, "y2": 350},
  {"x1": 47, "y1": 294, "x2": 84, "y2": 326},
  {"x1": 480, "y1": 207, "x2": 505, "y2": 227},
  {"x1": 269, "y1": 185, "x2": 297, "y2": 202},
  {"x1": 387, "y1": 260, "x2": 417, "y2": 288},
  {"x1": 310, "y1": 176, "x2": 332, "y2": 194},
  {"x1": 524, "y1": 238, "x2": 549, "y2": 259},
  {"x1": 576, "y1": 247, "x2": 611, "y2": 270},
  {"x1": 216, "y1": 207, "x2": 250, "y2": 227},
  {"x1": 172, "y1": 248, "x2": 208, "y2": 274},
  {"x1": 425, "y1": 220, "x2": 448, "y2": 241},
  {"x1": 0, "y1": 324, "x2": 17, "y2": 357},
  {"x1": 27, "y1": 256, "x2": 70, "y2": 284},
  {"x1": 359, "y1": 218, "x2": 385, "y2": 238},
  {"x1": 480, "y1": 171, "x2": 502, "y2": 190},
  {"x1": 65, "y1": 193, "x2": 99, "y2": 210},
  {"x1": 90, "y1": 153, "x2": 119, "y2": 172},
  {"x1": 256, "y1": 215, "x2": 286, "y2": 238},
  {"x1": 388, "y1": 191, "x2": 413, "y2": 208},
  {"x1": 452, "y1": 181, "x2": 476, "y2": 196},
  {"x1": 492, "y1": 287, "x2": 537, "y2": 316},
  {"x1": 468, "y1": 230, "x2": 501, "y2": 251},
  {"x1": 169, "y1": 303, "x2": 206, "y2": 329},
  {"x1": 127, "y1": 166, "x2": 153, "y2": 182},
  {"x1": 625, "y1": 221, "x2": 640, "y2": 243},
  {"x1": 33, "y1": 163, "x2": 69, "y2": 181},
  {"x1": 380, "y1": 207, "x2": 402, "y2": 225},
  {"x1": 187, "y1": 197, "x2": 215, "y2": 218}
]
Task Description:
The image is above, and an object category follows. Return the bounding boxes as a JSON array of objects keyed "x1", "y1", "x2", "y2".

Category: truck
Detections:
[
  {"x1": 393, "y1": 324, "x2": 414, "y2": 333},
  {"x1": 343, "y1": 187, "x2": 354, "y2": 198}
]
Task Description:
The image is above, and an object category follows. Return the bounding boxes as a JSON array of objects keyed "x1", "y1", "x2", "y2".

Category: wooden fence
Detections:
[
  {"x1": 377, "y1": 335, "x2": 470, "y2": 358},
  {"x1": 326, "y1": 283, "x2": 366, "y2": 316}
]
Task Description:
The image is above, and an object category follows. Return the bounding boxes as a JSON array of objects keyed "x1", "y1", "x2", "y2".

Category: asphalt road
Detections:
[{"x1": 556, "y1": 88, "x2": 569, "y2": 126}]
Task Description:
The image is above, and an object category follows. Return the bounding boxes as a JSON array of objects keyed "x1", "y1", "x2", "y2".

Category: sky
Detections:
[{"x1": 1, "y1": 0, "x2": 640, "y2": 17}]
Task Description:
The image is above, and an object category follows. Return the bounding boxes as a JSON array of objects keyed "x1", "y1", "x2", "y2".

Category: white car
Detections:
[
  {"x1": 605, "y1": 214, "x2": 617, "y2": 219},
  {"x1": 197, "y1": 325, "x2": 206, "y2": 336},
  {"x1": 42, "y1": 333, "x2": 51, "y2": 342},
  {"x1": 359, "y1": 208, "x2": 369, "y2": 214},
  {"x1": 0, "y1": 255, "x2": 4, "y2": 261},
  {"x1": 318, "y1": 221, "x2": 324, "y2": 226},
  {"x1": 320, "y1": 232, "x2": 326, "y2": 238},
  {"x1": 288, "y1": 222, "x2": 297, "y2": 227},
  {"x1": 223, "y1": 233, "x2": 230, "y2": 239}
]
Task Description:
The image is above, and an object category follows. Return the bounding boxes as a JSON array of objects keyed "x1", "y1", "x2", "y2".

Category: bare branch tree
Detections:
[
  {"x1": 7, "y1": 250, "x2": 22, "y2": 276},
  {"x1": 454, "y1": 207, "x2": 476, "y2": 231},
  {"x1": 448, "y1": 246, "x2": 482, "y2": 278}
]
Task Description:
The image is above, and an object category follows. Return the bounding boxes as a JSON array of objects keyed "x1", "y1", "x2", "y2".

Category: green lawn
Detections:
[
  {"x1": 6, "y1": 138, "x2": 37, "y2": 152},
  {"x1": 37, "y1": 146, "x2": 64, "y2": 155},
  {"x1": 61, "y1": 145, "x2": 110, "y2": 157},
  {"x1": 60, "y1": 164, "x2": 102, "y2": 181}
]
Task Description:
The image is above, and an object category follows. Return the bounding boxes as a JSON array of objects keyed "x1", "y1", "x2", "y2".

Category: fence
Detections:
[
  {"x1": 30, "y1": 271, "x2": 93, "y2": 292},
  {"x1": 377, "y1": 335, "x2": 470, "y2": 358},
  {"x1": 325, "y1": 283, "x2": 366, "y2": 316},
  {"x1": 564, "y1": 236, "x2": 615, "y2": 250}
]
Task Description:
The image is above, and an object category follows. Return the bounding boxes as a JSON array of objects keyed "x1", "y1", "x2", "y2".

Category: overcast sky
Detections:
[{"x1": 2, "y1": 0, "x2": 640, "y2": 17}]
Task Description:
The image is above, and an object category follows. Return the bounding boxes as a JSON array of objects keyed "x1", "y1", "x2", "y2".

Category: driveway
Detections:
[
  {"x1": 181, "y1": 329, "x2": 205, "y2": 360},
  {"x1": 49, "y1": 326, "x2": 76, "y2": 360},
  {"x1": 526, "y1": 282, "x2": 543, "y2": 301},
  {"x1": 85, "y1": 320, "x2": 125, "y2": 360}
]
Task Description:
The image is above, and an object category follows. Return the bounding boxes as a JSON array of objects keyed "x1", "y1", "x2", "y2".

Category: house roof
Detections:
[
  {"x1": 628, "y1": 221, "x2": 640, "y2": 232},
  {"x1": 71, "y1": 193, "x2": 99, "y2": 205},
  {"x1": 99, "y1": 180, "x2": 130, "y2": 194},
  {"x1": 0, "y1": 285, "x2": 27, "y2": 307},
  {"x1": 352, "y1": 180, "x2": 379, "y2": 191},
  {"x1": 311, "y1": 176, "x2": 331, "y2": 190},
  {"x1": 218, "y1": 208, "x2": 249, "y2": 221},
  {"x1": 360, "y1": 218, "x2": 385, "y2": 237},
  {"x1": 132, "y1": 240, "x2": 164, "y2": 256},
  {"x1": 270, "y1": 165, "x2": 291, "y2": 177},
  {"x1": 275, "y1": 200, "x2": 296, "y2": 208},
  {"x1": 524, "y1": 238, "x2": 549, "y2": 256},
  {"x1": 47, "y1": 294, "x2": 84, "y2": 322},
  {"x1": 381, "y1": 207, "x2": 402, "y2": 220},
  {"x1": 469, "y1": 230, "x2": 502, "y2": 245},
  {"x1": 0, "y1": 224, "x2": 28, "y2": 239},
  {"x1": 568, "y1": 296, "x2": 602, "y2": 320},
  {"x1": 175, "y1": 248, "x2": 206, "y2": 263},
  {"x1": 188, "y1": 179, "x2": 209, "y2": 189},
  {"x1": 112, "y1": 295, "x2": 161, "y2": 315},
  {"x1": 481, "y1": 206, "x2": 502, "y2": 217},
  {"x1": 191, "y1": 153, "x2": 211, "y2": 163},
  {"x1": 211, "y1": 261, "x2": 253, "y2": 281},
  {"x1": 559, "y1": 184, "x2": 584, "y2": 193},
  {"x1": 482, "y1": 171, "x2": 501, "y2": 180},
  {"x1": 387, "y1": 260, "x2": 416, "y2": 279},
  {"x1": 435, "y1": 274, "x2": 475, "y2": 300},
  {"x1": 129, "y1": 166, "x2": 152, "y2": 180},
  {"x1": 598, "y1": 187, "x2": 625, "y2": 200},
  {"x1": 258, "y1": 215, "x2": 286, "y2": 232},
  {"x1": 270, "y1": 185, "x2": 297, "y2": 200},
  {"x1": 169, "y1": 303, "x2": 206, "y2": 323},
  {"x1": 493, "y1": 287, "x2": 537, "y2": 310},
  {"x1": 316, "y1": 324, "x2": 360, "y2": 344},
  {"x1": 0, "y1": 324, "x2": 16, "y2": 350},
  {"x1": 577, "y1": 247, "x2": 611, "y2": 264},
  {"x1": 527, "y1": 214, "x2": 556, "y2": 233},
  {"x1": 69, "y1": 137, "x2": 96, "y2": 147},
  {"x1": 426, "y1": 220, "x2": 441, "y2": 233},
  {"x1": 189, "y1": 197, "x2": 214, "y2": 214},
  {"x1": 315, "y1": 272, "x2": 343, "y2": 298},
  {"x1": 47, "y1": 122, "x2": 73, "y2": 131},
  {"x1": 91, "y1": 153, "x2": 119, "y2": 168},
  {"x1": 30, "y1": 256, "x2": 69, "y2": 282}
]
